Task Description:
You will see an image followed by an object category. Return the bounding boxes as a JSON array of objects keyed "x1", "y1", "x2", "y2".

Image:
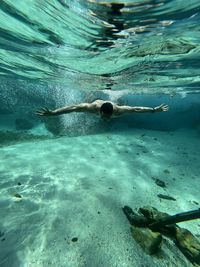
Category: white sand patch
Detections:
[{"x1": 0, "y1": 128, "x2": 199, "y2": 267}]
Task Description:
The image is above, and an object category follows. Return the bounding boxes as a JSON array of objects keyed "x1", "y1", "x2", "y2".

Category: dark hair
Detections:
[{"x1": 100, "y1": 102, "x2": 113, "y2": 115}]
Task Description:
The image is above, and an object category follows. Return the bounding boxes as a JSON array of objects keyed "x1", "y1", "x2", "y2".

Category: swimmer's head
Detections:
[{"x1": 100, "y1": 102, "x2": 113, "y2": 120}]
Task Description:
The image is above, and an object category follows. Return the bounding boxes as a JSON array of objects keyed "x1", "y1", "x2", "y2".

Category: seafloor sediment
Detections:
[{"x1": 0, "y1": 128, "x2": 199, "y2": 267}]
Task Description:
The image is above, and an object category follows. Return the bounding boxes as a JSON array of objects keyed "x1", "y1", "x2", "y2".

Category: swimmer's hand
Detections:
[
  {"x1": 154, "y1": 104, "x2": 169, "y2": 112},
  {"x1": 36, "y1": 107, "x2": 55, "y2": 116}
]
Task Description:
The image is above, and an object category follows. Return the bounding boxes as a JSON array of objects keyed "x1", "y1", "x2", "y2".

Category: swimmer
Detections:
[{"x1": 36, "y1": 100, "x2": 169, "y2": 121}]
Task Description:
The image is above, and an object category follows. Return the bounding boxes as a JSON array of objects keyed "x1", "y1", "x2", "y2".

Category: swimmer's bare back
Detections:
[
  {"x1": 36, "y1": 100, "x2": 168, "y2": 117},
  {"x1": 36, "y1": 100, "x2": 111, "y2": 116}
]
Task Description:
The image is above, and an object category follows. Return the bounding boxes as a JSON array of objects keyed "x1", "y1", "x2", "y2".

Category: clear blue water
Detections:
[{"x1": 0, "y1": 1, "x2": 200, "y2": 267}]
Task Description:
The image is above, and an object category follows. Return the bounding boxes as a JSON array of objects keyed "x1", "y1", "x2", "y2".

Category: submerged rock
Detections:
[
  {"x1": 0, "y1": 231, "x2": 4, "y2": 238},
  {"x1": 131, "y1": 226, "x2": 162, "y2": 255},
  {"x1": 71, "y1": 237, "x2": 78, "y2": 242},
  {"x1": 152, "y1": 177, "x2": 166, "y2": 188},
  {"x1": 123, "y1": 205, "x2": 200, "y2": 265},
  {"x1": 163, "y1": 169, "x2": 170, "y2": 174},
  {"x1": 13, "y1": 193, "x2": 22, "y2": 198},
  {"x1": 122, "y1": 206, "x2": 150, "y2": 227},
  {"x1": 139, "y1": 206, "x2": 169, "y2": 221},
  {"x1": 157, "y1": 194, "x2": 176, "y2": 201},
  {"x1": 175, "y1": 227, "x2": 200, "y2": 266},
  {"x1": 191, "y1": 200, "x2": 199, "y2": 205}
]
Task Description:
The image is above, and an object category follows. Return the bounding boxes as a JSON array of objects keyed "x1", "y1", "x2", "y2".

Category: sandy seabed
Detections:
[{"x1": 0, "y1": 128, "x2": 199, "y2": 267}]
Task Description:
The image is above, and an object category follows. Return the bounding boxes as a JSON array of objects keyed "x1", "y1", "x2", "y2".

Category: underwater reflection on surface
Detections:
[{"x1": 0, "y1": 0, "x2": 199, "y2": 93}]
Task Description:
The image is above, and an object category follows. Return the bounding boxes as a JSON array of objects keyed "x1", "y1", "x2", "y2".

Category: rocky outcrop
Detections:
[
  {"x1": 131, "y1": 226, "x2": 162, "y2": 255},
  {"x1": 123, "y1": 205, "x2": 200, "y2": 266}
]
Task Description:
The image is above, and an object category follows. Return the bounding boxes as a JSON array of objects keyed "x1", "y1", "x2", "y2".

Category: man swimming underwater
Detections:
[{"x1": 36, "y1": 100, "x2": 169, "y2": 121}]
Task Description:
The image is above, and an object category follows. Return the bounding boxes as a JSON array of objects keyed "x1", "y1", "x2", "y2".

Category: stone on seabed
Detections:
[
  {"x1": 131, "y1": 226, "x2": 162, "y2": 255},
  {"x1": 175, "y1": 227, "x2": 200, "y2": 266}
]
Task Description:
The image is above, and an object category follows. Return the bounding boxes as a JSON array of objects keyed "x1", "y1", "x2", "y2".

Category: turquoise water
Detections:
[
  {"x1": 0, "y1": 1, "x2": 200, "y2": 267},
  {"x1": 0, "y1": 0, "x2": 200, "y2": 92}
]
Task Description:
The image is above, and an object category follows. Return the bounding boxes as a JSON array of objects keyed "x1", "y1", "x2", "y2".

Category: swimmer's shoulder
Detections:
[{"x1": 92, "y1": 99, "x2": 106, "y2": 105}]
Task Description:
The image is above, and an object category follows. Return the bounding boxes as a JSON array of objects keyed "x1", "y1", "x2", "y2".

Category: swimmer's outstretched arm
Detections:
[
  {"x1": 36, "y1": 103, "x2": 92, "y2": 116},
  {"x1": 118, "y1": 103, "x2": 169, "y2": 114}
]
